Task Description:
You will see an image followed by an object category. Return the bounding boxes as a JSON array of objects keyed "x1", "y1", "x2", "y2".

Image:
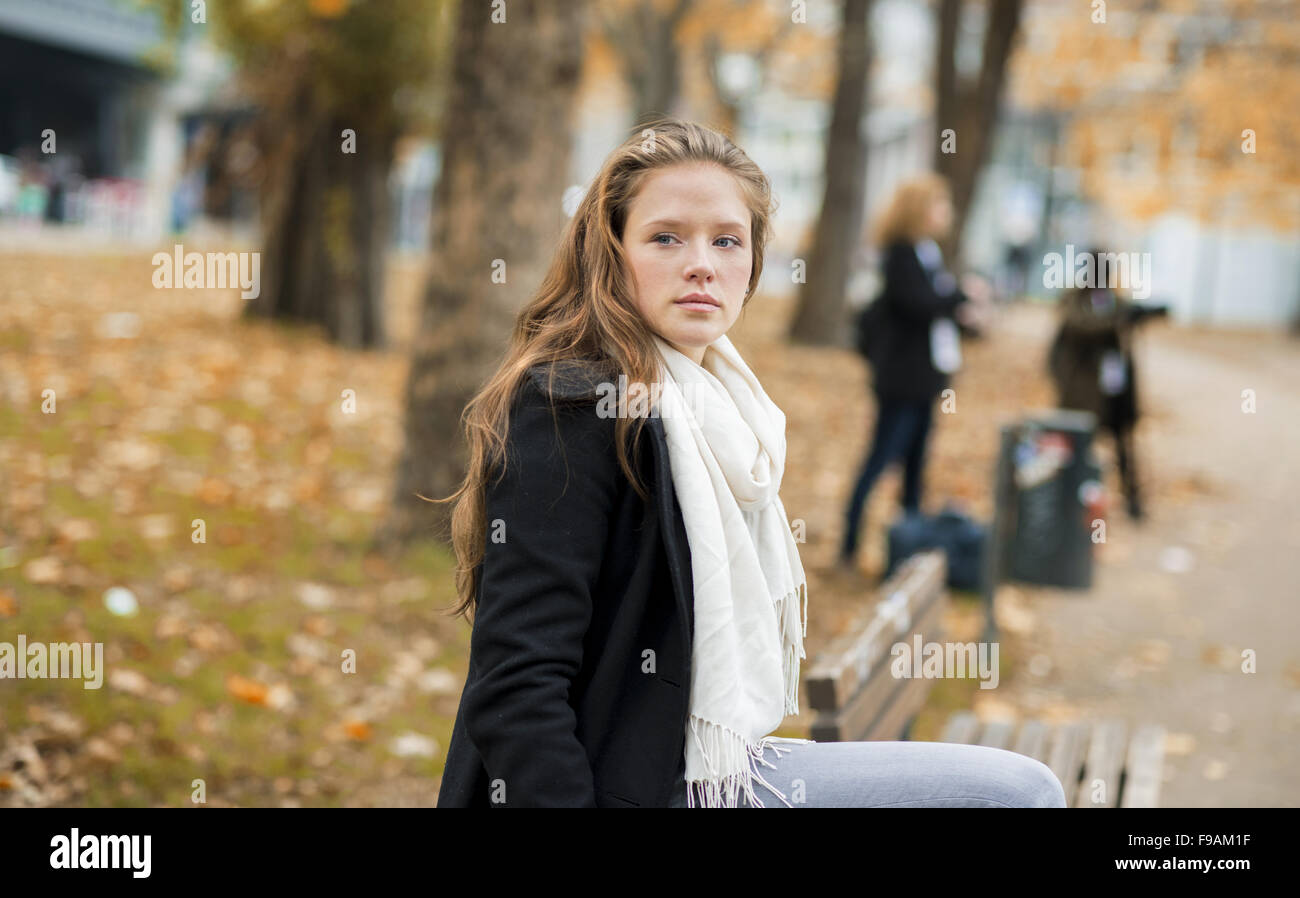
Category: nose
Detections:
[{"x1": 683, "y1": 238, "x2": 715, "y2": 284}]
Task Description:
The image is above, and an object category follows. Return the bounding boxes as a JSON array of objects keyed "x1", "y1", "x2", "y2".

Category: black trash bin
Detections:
[{"x1": 989, "y1": 410, "x2": 1103, "y2": 591}]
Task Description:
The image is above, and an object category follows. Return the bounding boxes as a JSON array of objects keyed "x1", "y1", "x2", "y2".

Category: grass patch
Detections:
[
  {"x1": 909, "y1": 594, "x2": 1013, "y2": 742},
  {"x1": 206, "y1": 397, "x2": 264, "y2": 424},
  {"x1": 152, "y1": 427, "x2": 221, "y2": 459},
  {"x1": 328, "y1": 446, "x2": 372, "y2": 470}
]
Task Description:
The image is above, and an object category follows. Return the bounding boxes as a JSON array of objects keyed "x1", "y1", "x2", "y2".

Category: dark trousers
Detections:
[
  {"x1": 840, "y1": 395, "x2": 935, "y2": 561},
  {"x1": 1092, "y1": 389, "x2": 1143, "y2": 519},
  {"x1": 1108, "y1": 419, "x2": 1142, "y2": 518}
]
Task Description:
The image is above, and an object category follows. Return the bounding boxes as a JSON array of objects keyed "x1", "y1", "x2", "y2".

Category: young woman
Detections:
[
  {"x1": 434, "y1": 120, "x2": 1063, "y2": 808},
  {"x1": 839, "y1": 174, "x2": 992, "y2": 571}
]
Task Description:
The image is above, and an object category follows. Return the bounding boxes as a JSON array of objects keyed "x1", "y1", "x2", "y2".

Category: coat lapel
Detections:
[
  {"x1": 526, "y1": 362, "x2": 694, "y2": 646},
  {"x1": 646, "y1": 414, "x2": 694, "y2": 645}
]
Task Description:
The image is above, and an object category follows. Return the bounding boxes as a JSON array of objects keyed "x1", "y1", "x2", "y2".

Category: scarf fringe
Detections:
[
  {"x1": 686, "y1": 719, "x2": 813, "y2": 808},
  {"x1": 772, "y1": 578, "x2": 809, "y2": 715},
  {"x1": 685, "y1": 578, "x2": 813, "y2": 809}
]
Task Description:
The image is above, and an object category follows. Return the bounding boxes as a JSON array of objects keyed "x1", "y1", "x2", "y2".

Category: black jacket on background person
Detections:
[
  {"x1": 1047, "y1": 286, "x2": 1168, "y2": 433},
  {"x1": 868, "y1": 240, "x2": 969, "y2": 402},
  {"x1": 436, "y1": 360, "x2": 695, "y2": 808}
]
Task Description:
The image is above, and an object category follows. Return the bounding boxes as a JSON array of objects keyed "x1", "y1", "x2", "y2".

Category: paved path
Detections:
[{"x1": 991, "y1": 310, "x2": 1300, "y2": 807}]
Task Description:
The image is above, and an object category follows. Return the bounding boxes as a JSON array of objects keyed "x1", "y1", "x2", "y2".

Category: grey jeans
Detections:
[{"x1": 668, "y1": 739, "x2": 1069, "y2": 808}]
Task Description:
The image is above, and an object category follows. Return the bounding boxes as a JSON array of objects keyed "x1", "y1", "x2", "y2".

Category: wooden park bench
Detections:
[
  {"x1": 803, "y1": 550, "x2": 1166, "y2": 807},
  {"x1": 805, "y1": 550, "x2": 951, "y2": 743},
  {"x1": 938, "y1": 711, "x2": 1166, "y2": 808}
]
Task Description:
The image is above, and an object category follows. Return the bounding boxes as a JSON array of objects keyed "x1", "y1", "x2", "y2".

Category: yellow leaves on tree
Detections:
[{"x1": 1008, "y1": 0, "x2": 1300, "y2": 229}]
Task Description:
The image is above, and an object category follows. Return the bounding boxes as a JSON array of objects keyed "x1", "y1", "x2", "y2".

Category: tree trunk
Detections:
[
  {"x1": 703, "y1": 34, "x2": 741, "y2": 138},
  {"x1": 787, "y1": 0, "x2": 873, "y2": 347},
  {"x1": 700, "y1": 19, "x2": 795, "y2": 139},
  {"x1": 598, "y1": 0, "x2": 691, "y2": 125},
  {"x1": 381, "y1": 0, "x2": 587, "y2": 546},
  {"x1": 933, "y1": 0, "x2": 1024, "y2": 266},
  {"x1": 245, "y1": 81, "x2": 394, "y2": 349},
  {"x1": 935, "y1": 0, "x2": 960, "y2": 166}
]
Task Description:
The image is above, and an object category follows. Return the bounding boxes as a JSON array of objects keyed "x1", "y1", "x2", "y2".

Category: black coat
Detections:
[
  {"x1": 869, "y1": 241, "x2": 968, "y2": 402},
  {"x1": 1047, "y1": 287, "x2": 1159, "y2": 432},
  {"x1": 436, "y1": 360, "x2": 695, "y2": 808}
]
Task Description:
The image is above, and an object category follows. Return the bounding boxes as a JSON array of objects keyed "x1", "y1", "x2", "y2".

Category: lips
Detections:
[{"x1": 675, "y1": 293, "x2": 720, "y2": 309}]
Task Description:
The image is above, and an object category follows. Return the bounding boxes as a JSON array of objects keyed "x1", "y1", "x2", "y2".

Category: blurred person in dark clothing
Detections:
[
  {"x1": 838, "y1": 173, "x2": 992, "y2": 572},
  {"x1": 1047, "y1": 256, "x2": 1168, "y2": 521}
]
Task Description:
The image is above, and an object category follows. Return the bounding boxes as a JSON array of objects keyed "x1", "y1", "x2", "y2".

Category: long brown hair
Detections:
[
  {"x1": 434, "y1": 118, "x2": 776, "y2": 621},
  {"x1": 871, "y1": 172, "x2": 951, "y2": 247}
]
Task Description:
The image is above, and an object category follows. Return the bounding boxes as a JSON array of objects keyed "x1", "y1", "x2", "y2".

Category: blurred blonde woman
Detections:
[
  {"x1": 840, "y1": 173, "x2": 992, "y2": 570},
  {"x1": 435, "y1": 122, "x2": 1057, "y2": 808}
]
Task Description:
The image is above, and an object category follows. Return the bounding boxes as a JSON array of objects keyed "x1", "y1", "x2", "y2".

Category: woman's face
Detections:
[
  {"x1": 620, "y1": 162, "x2": 752, "y2": 366},
  {"x1": 926, "y1": 192, "x2": 954, "y2": 239}
]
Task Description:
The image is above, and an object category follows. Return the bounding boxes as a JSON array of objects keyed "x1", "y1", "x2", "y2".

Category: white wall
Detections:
[{"x1": 1149, "y1": 214, "x2": 1300, "y2": 325}]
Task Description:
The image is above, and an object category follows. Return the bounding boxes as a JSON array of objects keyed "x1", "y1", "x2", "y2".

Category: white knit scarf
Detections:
[{"x1": 650, "y1": 333, "x2": 814, "y2": 808}]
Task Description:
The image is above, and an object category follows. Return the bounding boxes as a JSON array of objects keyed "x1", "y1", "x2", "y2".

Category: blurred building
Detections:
[{"x1": 0, "y1": 0, "x2": 233, "y2": 242}]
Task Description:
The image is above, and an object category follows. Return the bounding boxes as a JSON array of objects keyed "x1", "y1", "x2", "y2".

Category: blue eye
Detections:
[{"x1": 653, "y1": 233, "x2": 741, "y2": 248}]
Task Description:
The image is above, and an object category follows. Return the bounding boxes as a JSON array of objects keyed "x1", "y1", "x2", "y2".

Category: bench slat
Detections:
[
  {"x1": 1074, "y1": 719, "x2": 1128, "y2": 808},
  {"x1": 810, "y1": 581, "x2": 948, "y2": 742},
  {"x1": 810, "y1": 634, "x2": 912, "y2": 741},
  {"x1": 976, "y1": 719, "x2": 1014, "y2": 750},
  {"x1": 1047, "y1": 722, "x2": 1089, "y2": 802},
  {"x1": 940, "y1": 711, "x2": 979, "y2": 744},
  {"x1": 804, "y1": 552, "x2": 947, "y2": 711},
  {"x1": 937, "y1": 712, "x2": 1165, "y2": 807},
  {"x1": 1011, "y1": 718, "x2": 1050, "y2": 764},
  {"x1": 863, "y1": 610, "x2": 946, "y2": 742},
  {"x1": 1119, "y1": 724, "x2": 1166, "y2": 808}
]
